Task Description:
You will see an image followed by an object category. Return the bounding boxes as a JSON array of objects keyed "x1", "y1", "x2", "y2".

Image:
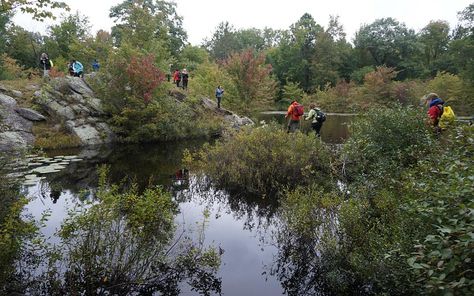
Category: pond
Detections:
[{"x1": 18, "y1": 114, "x2": 354, "y2": 295}]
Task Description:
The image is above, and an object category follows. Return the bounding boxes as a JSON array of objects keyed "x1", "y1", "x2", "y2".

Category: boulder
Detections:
[
  {"x1": 0, "y1": 131, "x2": 34, "y2": 151},
  {"x1": 10, "y1": 90, "x2": 23, "y2": 98},
  {"x1": 0, "y1": 93, "x2": 18, "y2": 108},
  {"x1": 15, "y1": 108, "x2": 46, "y2": 121},
  {"x1": 66, "y1": 77, "x2": 95, "y2": 97},
  {"x1": 200, "y1": 97, "x2": 254, "y2": 130}
]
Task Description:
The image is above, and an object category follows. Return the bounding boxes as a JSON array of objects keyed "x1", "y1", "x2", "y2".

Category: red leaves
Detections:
[{"x1": 126, "y1": 54, "x2": 165, "y2": 104}]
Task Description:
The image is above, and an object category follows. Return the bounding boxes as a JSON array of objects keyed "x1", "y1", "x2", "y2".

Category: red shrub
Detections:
[{"x1": 126, "y1": 54, "x2": 165, "y2": 104}]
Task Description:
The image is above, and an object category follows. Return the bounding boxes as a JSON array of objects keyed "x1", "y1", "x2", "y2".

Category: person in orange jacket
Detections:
[{"x1": 285, "y1": 100, "x2": 304, "y2": 133}]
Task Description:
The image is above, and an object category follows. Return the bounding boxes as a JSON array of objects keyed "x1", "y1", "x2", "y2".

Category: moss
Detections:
[{"x1": 33, "y1": 122, "x2": 81, "y2": 150}]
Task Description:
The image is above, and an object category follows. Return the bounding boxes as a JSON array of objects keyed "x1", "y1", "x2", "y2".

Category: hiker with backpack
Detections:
[
  {"x1": 181, "y1": 68, "x2": 189, "y2": 90},
  {"x1": 70, "y1": 60, "x2": 84, "y2": 78},
  {"x1": 215, "y1": 85, "x2": 224, "y2": 109},
  {"x1": 39, "y1": 53, "x2": 53, "y2": 77},
  {"x1": 173, "y1": 69, "x2": 181, "y2": 87},
  {"x1": 424, "y1": 93, "x2": 455, "y2": 133},
  {"x1": 305, "y1": 103, "x2": 326, "y2": 137},
  {"x1": 285, "y1": 100, "x2": 304, "y2": 133}
]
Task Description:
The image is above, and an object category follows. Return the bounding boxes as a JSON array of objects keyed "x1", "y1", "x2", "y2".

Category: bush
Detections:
[
  {"x1": 42, "y1": 166, "x2": 222, "y2": 295},
  {"x1": 426, "y1": 72, "x2": 473, "y2": 115},
  {"x1": 0, "y1": 54, "x2": 23, "y2": 80},
  {"x1": 404, "y1": 125, "x2": 474, "y2": 294},
  {"x1": 188, "y1": 123, "x2": 332, "y2": 196},
  {"x1": 342, "y1": 105, "x2": 435, "y2": 182}
]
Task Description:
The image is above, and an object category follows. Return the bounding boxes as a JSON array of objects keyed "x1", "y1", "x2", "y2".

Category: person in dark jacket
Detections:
[
  {"x1": 181, "y1": 68, "x2": 189, "y2": 90},
  {"x1": 39, "y1": 53, "x2": 53, "y2": 77}
]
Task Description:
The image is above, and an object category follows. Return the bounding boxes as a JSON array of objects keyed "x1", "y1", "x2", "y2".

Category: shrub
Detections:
[
  {"x1": 222, "y1": 49, "x2": 278, "y2": 112},
  {"x1": 426, "y1": 71, "x2": 473, "y2": 115},
  {"x1": 0, "y1": 54, "x2": 23, "y2": 80},
  {"x1": 42, "y1": 166, "x2": 222, "y2": 295},
  {"x1": 188, "y1": 123, "x2": 332, "y2": 196},
  {"x1": 342, "y1": 105, "x2": 435, "y2": 182},
  {"x1": 404, "y1": 125, "x2": 474, "y2": 294}
]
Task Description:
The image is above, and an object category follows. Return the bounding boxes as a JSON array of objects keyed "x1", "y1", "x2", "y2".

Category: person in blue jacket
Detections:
[
  {"x1": 92, "y1": 59, "x2": 100, "y2": 72},
  {"x1": 71, "y1": 59, "x2": 84, "y2": 77},
  {"x1": 215, "y1": 85, "x2": 224, "y2": 109}
]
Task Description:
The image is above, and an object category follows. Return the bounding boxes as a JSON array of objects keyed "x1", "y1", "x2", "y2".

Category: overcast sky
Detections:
[{"x1": 12, "y1": 0, "x2": 473, "y2": 45}]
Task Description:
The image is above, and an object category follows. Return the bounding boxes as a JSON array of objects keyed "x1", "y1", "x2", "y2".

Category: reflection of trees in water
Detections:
[
  {"x1": 11, "y1": 172, "x2": 222, "y2": 295},
  {"x1": 269, "y1": 209, "x2": 356, "y2": 296},
  {"x1": 178, "y1": 175, "x2": 280, "y2": 232}
]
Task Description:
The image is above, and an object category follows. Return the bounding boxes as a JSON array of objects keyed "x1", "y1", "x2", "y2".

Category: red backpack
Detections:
[{"x1": 293, "y1": 104, "x2": 304, "y2": 116}]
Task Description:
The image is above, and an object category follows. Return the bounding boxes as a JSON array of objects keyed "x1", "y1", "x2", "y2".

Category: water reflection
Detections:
[{"x1": 22, "y1": 141, "x2": 285, "y2": 296}]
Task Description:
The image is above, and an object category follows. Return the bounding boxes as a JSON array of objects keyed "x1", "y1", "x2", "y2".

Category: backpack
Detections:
[
  {"x1": 315, "y1": 109, "x2": 326, "y2": 123},
  {"x1": 439, "y1": 105, "x2": 455, "y2": 129},
  {"x1": 294, "y1": 104, "x2": 304, "y2": 116}
]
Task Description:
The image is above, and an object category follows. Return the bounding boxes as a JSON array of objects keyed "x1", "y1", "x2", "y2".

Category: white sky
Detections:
[{"x1": 12, "y1": 0, "x2": 473, "y2": 45}]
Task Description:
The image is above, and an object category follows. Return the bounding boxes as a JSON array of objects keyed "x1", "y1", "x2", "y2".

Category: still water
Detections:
[{"x1": 22, "y1": 114, "x2": 353, "y2": 295}]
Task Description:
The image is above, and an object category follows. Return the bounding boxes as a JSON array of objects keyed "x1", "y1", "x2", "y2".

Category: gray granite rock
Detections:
[{"x1": 15, "y1": 108, "x2": 46, "y2": 121}]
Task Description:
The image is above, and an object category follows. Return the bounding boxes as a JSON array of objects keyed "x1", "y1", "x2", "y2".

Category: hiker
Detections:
[
  {"x1": 92, "y1": 59, "x2": 100, "y2": 72},
  {"x1": 173, "y1": 69, "x2": 181, "y2": 87},
  {"x1": 215, "y1": 85, "x2": 224, "y2": 109},
  {"x1": 424, "y1": 92, "x2": 456, "y2": 132},
  {"x1": 70, "y1": 60, "x2": 84, "y2": 77},
  {"x1": 181, "y1": 68, "x2": 189, "y2": 90},
  {"x1": 285, "y1": 100, "x2": 304, "y2": 133},
  {"x1": 305, "y1": 103, "x2": 326, "y2": 137},
  {"x1": 39, "y1": 53, "x2": 53, "y2": 77},
  {"x1": 425, "y1": 93, "x2": 445, "y2": 133}
]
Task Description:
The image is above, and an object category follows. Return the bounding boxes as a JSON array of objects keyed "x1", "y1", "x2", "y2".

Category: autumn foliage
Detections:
[
  {"x1": 223, "y1": 49, "x2": 277, "y2": 108},
  {"x1": 126, "y1": 54, "x2": 165, "y2": 103}
]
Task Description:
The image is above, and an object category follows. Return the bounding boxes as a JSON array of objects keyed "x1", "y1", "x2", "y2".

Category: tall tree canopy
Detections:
[
  {"x1": 109, "y1": 0, "x2": 187, "y2": 55},
  {"x1": 354, "y1": 18, "x2": 420, "y2": 78}
]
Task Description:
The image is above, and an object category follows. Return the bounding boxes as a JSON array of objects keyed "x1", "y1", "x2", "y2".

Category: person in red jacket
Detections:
[
  {"x1": 425, "y1": 93, "x2": 444, "y2": 133},
  {"x1": 173, "y1": 69, "x2": 181, "y2": 87},
  {"x1": 285, "y1": 100, "x2": 304, "y2": 133}
]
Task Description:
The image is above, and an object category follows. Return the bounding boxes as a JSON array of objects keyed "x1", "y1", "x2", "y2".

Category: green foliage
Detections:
[
  {"x1": 110, "y1": 0, "x2": 187, "y2": 55},
  {"x1": 426, "y1": 71, "x2": 473, "y2": 115},
  {"x1": 282, "y1": 81, "x2": 305, "y2": 102},
  {"x1": 43, "y1": 165, "x2": 221, "y2": 295},
  {"x1": 0, "y1": 157, "x2": 39, "y2": 293},
  {"x1": 354, "y1": 18, "x2": 420, "y2": 79},
  {"x1": 109, "y1": 96, "x2": 219, "y2": 143},
  {"x1": 0, "y1": 0, "x2": 69, "y2": 21},
  {"x1": 404, "y1": 126, "x2": 474, "y2": 294},
  {"x1": 343, "y1": 105, "x2": 434, "y2": 181},
  {"x1": 44, "y1": 12, "x2": 91, "y2": 60},
  {"x1": 4, "y1": 25, "x2": 42, "y2": 69},
  {"x1": 190, "y1": 123, "x2": 332, "y2": 196}
]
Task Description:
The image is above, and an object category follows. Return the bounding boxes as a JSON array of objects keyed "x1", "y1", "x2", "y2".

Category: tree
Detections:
[
  {"x1": 267, "y1": 14, "x2": 323, "y2": 92},
  {"x1": 5, "y1": 25, "x2": 42, "y2": 68},
  {"x1": 0, "y1": 0, "x2": 68, "y2": 20},
  {"x1": 223, "y1": 49, "x2": 277, "y2": 109},
  {"x1": 450, "y1": 4, "x2": 474, "y2": 81},
  {"x1": 419, "y1": 20, "x2": 451, "y2": 74},
  {"x1": 204, "y1": 21, "x2": 239, "y2": 60},
  {"x1": 354, "y1": 18, "x2": 420, "y2": 79},
  {"x1": 44, "y1": 12, "x2": 91, "y2": 60},
  {"x1": 110, "y1": 0, "x2": 187, "y2": 55}
]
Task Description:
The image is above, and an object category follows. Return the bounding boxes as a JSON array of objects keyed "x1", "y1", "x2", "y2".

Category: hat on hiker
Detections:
[{"x1": 425, "y1": 93, "x2": 438, "y2": 101}]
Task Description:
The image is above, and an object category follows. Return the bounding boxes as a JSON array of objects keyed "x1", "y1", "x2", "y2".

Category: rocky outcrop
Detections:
[
  {"x1": 34, "y1": 76, "x2": 115, "y2": 146},
  {"x1": 0, "y1": 93, "x2": 35, "y2": 151},
  {"x1": 15, "y1": 108, "x2": 46, "y2": 121},
  {"x1": 200, "y1": 97, "x2": 254, "y2": 129}
]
